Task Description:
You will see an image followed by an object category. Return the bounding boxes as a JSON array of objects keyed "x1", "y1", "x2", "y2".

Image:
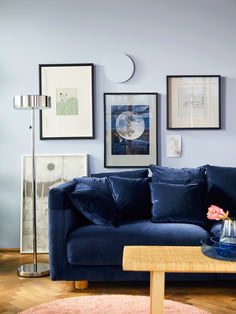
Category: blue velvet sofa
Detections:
[{"x1": 48, "y1": 165, "x2": 235, "y2": 284}]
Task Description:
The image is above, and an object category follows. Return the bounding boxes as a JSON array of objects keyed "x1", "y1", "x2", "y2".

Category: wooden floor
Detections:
[{"x1": 0, "y1": 251, "x2": 236, "y2": 313}]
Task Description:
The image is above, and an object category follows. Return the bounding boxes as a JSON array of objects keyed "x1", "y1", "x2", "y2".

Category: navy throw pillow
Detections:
[
  {"x1": 70, "y1": 177, "x2": 117, "y2": 226},
  {"x1": 73, "y1": 176, "x2": 112, "y2": 195},
  {"x1": 108, "y1": 176, "x2": 151, "y2": 224},
  {"x1": 150, "y1": 182, "x2": 207, "y2": 225},
  {"x1": 206, "y1": 165, "x2": 236, "y2": 216},
  {"x1": 150, "y1": 165, "x2": 206, "y2": 184},
  {"x1": 91, "y1": 169, "x2": 148, "y2": 179}
]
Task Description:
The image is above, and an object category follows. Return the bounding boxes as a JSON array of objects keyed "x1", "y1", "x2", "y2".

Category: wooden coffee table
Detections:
[{"x1": 123, "y1": 246, "x2": 236, "y2": 314}]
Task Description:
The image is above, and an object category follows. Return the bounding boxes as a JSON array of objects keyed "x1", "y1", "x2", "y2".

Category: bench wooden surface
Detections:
[{"x1": 123, "y1": 246, "x2": 236, "y2": 314}]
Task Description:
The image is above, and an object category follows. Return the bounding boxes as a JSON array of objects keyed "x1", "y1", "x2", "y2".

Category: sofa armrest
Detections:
[{"x1": 48, "y1": 180, "x2": 87, "y2": 279}]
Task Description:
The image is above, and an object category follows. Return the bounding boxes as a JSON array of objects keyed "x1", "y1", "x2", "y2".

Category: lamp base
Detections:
[{"x1": 17, "y1": 263, "x2": 50, "y2": 278}]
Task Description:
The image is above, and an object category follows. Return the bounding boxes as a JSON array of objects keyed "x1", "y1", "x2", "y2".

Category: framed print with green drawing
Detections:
[
  {"x1": 39, "y1": 63, "x2": 94, "y2": 139},
  {"x1": 104, "y1": 93, "x2": 158, "y2": 168}
]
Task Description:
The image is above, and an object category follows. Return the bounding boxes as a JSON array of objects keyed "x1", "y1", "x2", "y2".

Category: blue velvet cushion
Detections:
[
  {"x1": 150, "y1": 164, "x2": 206, "y2": 184},
  {"x1": 70, "y1": 177, "x2": 117, "y2": 226},
  {"x1": 73, "y1": 177, "x2": 111, "y2": 194},
  {"x1": 206, "y1": 165, "x2": 236, "y2": 216},
  {"x1": 150, "y1": 182, "x2": 207, "y2": 225},
  {"x1": 108, "y1": 176, "x2": 151, "y2": 224},
  {"x1": 91, "y1": 169, "x2": 148, "y2": 179}
]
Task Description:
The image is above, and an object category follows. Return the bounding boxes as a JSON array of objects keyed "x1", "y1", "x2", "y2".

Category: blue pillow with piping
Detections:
[
  {"x1": 150, "y1": 164, "x2": 206, "y2": 184},
  {"x1": 150, "y1": 181, "x2": 207, "y2": 225}
]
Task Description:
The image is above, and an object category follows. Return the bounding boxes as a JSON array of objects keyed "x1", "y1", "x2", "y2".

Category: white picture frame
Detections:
[{"x1": 20, "y1": 154, "x2": 88, "y2": 253}]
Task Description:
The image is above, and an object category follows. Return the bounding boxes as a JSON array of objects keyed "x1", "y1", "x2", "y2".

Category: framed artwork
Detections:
[
  {"x1": 39, "y1": 63, "x2": 94, "y2": 139},
  {"x1": 104, "y1": 93, "x2": 158, "y2": 168},
  {"x1": 167, "y1": 75, "x2": 221, "y2": 129},
  {"x1": 20, "y1": 154, "x2": 88, "y2": 253}
]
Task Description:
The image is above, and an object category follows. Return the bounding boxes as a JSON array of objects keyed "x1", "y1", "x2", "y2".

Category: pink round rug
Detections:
[{"x1": 20, "y1": 295, "x2": 210, "y2": 314}]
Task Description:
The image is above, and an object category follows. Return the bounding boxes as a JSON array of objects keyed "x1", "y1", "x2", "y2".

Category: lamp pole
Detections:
[
  {"x1": 31, "y1": 108, "x2": 37, "y2": 268},
  {"x1": 14, "y1": 95, "x2": 51, "y2": 277}
]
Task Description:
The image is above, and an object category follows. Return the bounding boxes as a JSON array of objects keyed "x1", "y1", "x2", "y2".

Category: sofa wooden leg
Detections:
[{"x1": 75, "y1": 280, "x2": 88, "y2": 289}]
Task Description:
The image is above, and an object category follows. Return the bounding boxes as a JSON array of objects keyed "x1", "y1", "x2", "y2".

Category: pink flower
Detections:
[{"x1": 207, "y1": 205, "x2": 227, "y2": 220}]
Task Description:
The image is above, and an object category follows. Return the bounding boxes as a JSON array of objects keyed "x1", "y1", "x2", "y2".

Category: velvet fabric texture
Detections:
[
  {"x1": 67, "y1": 220, "x2": 209, "y2": 265},
  {"x1": 206, "y1": 165, "x2": 236, "y2": 216},
  {"x1": 150, "y1": 182, "x2": 207, "y2": 225},
  {"x1": 208, "y1": 221, "x2": 222, "y2": 237},
  {"x1": 48, "y1": 180, "x2": 234, "y2": 282},
  {"x1": 108, "y1": 176, "x2": 151, "y2": 224},
  {"x1": 71, "y1": 177, "x2": 116, "y2": 226},
  {"x1": 91, "y1": 169, "x2": 148, "y2": 179},
  {"x1": 70, "y1": 183, "x2": 117, "y2": 226},
  {"x1": 150, "y1": 164, "x2": 206, "y2": 184},
  {"x1": 73, "y1": 177, "x2": 111, "y2": 194},
  {"x1": 70, "y1": 175, "x2": 151, "y2": 226}
]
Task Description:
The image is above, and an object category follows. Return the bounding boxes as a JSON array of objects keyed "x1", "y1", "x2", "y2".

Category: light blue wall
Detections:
[{"x1": 1, "y1": 0, "x2": 236, "y2": 248}]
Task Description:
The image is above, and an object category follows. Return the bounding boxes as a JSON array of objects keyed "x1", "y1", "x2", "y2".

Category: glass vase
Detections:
[{"x1": 219, "y1": 219, "x2": 236, "y2": 257}]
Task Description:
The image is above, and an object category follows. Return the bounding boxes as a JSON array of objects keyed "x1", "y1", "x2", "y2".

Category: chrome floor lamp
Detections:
[{"x1": 13, "y1": 95, "x2": 51, "y2": 278}]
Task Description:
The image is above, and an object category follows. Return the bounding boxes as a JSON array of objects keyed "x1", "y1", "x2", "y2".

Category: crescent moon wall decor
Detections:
[{"x1": 104, "y1": 53, "x2": 135, "y2": 83}]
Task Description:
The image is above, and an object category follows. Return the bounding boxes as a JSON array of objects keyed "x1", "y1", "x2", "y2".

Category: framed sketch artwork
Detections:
[
  {"x1": 39, "y1": 63, "x2": 94, "y2": 139},
  {"x1": 166, "y1": 134, "x2": 182, "y2": 158},
  {"x1": 20, "y1": 154, "x2": 88, "y2": 253},
  {"x1": 167, "y1": 75, "x2": 221, "y2": 129},
  {"x1": 104, "y1": 93, "x2": 158, "y2": 168}
]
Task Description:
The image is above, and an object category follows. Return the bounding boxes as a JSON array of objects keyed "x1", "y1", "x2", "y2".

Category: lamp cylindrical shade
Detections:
[{"x1": 13, "y1": 95, "x2": 51, "y2": 110}]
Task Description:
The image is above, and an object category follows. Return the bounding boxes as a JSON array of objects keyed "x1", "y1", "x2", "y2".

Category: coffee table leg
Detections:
[{"x1": 150, "y1": 271, "x2": 165, "y2": 314}]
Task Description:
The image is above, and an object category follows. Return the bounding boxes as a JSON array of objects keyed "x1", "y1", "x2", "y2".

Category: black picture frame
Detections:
[
  {"x1": 167, "y1": 75, "x2": 221, "y2": 130},
  {"x1": 39, "y1": 63, "x2": 95, "y2": 140},
  {"x1": 104, "y1": 92, "x2": 158, "y2": 168}
]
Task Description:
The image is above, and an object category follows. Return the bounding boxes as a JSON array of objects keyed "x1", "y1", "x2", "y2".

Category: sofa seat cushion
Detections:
[{"x1": 67, "y1": 220, "x2": 210, "y2": 266}]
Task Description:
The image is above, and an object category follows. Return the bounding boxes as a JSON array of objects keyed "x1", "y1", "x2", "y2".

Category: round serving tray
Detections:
[{"x1": 201, "y1": 237, "x2": 236, "y2": 261}]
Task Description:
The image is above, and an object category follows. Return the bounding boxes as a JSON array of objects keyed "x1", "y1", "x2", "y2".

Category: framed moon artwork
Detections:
[{"x1": 104, "y1": 93, "x2": 158, "y2": 168}]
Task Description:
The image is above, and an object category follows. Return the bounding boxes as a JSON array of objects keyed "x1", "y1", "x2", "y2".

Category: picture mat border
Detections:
[
  {"x1": 167, "y1": 75, "x2": 221, "y2": 130},
  {"x1": 104, "y1": 92, "x2": 158, "y2": 168},
  {"x1": 39, "y1": 63, "x2": 95, "y2": 140}
]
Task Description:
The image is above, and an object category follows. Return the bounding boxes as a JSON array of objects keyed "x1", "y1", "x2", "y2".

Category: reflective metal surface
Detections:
[
  {"x1": 13, "y1": 95, "x2": 51, "y2": 109},
  {"x1": 14, "y1": 95, "x2": 51, "y2": 279},
  {"x1": 17, "y1": 263, "x2": 50, "y2": 278}
]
